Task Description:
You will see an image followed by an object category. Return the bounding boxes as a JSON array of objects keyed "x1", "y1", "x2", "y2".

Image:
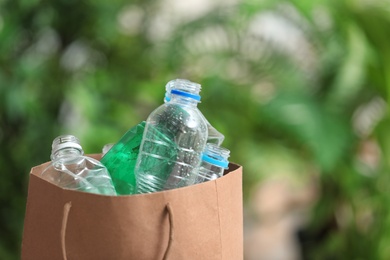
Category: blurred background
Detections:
[{"x1": 1, "y1": 0, "x2": 390, "y2": 259}]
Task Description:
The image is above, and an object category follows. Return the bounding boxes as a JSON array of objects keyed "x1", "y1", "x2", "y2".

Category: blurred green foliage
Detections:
[{"x1": 1, "y1": 0, "x2": 390, "y2": 259}]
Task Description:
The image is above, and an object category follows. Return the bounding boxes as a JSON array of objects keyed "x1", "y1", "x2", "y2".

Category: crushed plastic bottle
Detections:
[
  {"x1": 100, "y1": 122, "x2": 145, "y2": 195},
  {"x1": 135, "y1": 80, "x2": 208, "y2": 193},
  {"x1": 41, "y1": 135, "x2": 117, "y2": 195}
]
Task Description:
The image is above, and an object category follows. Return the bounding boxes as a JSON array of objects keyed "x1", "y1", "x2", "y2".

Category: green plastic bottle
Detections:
[{"x1": 100, "y1": 122, "x2": 146, "y2": 195}]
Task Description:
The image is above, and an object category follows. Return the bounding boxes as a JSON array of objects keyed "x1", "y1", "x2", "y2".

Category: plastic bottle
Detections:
[
  {"x1": 100, "y1": 122, "x2": 146, "y2": 195},
  {"x1": 196, "y1": 143, "x2": 230, "y2": 183},
  {"x1": 164, "y1": 79, "x2": 225, "y2": 146},
  {"x1": 41, "y1": 135, "x2": 117, "y2": 195},
  {"x1": 135, "y1": 80, "x2": 208, "y2": 193},
  {"x1": 102, "y1": 143, "x2": 114, "y2": 155}
]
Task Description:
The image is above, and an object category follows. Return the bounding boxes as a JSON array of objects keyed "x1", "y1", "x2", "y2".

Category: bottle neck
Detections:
[
  {"x1": 51, "y1": 147, "x2": 83, "y2": 161},
  {"x1": 201, "y1": 143, "x2": 230, "y2": 169},
  {"x1": 199, "y1": 160, "x2": 225, "y2": 179},
  {"x1": 170, "y1": 93, "x2": 200, "y2": 107},
  {"x1": 164, "y1": 79, "x2": 201, "y2": 104},
  {"x1": 201, "y1": 160, "x2": 224, "y2": 170}
]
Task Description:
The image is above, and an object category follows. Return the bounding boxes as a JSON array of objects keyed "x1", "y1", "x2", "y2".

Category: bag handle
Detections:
[
  {"x1": 61, "y1": 201, "x2": 72, "y2": 260},
  {"x1": 163, "y1": 202, "x2": 174, "y2": 260},
  {"x1": 60, "y1": 201, "x2": 174, "y2": 260}
]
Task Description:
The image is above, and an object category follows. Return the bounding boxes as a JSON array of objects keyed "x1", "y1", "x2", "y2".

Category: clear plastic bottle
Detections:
[
  {"x1": 41, "y1": 135, "x2": 117, "y2": 195},
  {"x1": 102, "y1": 143, "x2": 114, "y2": 155},
  {"x1": 135, "y1": 81, "x2": 208, "y2": 193},
  {"x1": 196, "y1": 143, "x2": 230, "y2": 183},
  {"x1": 164, "y1": 79, "x2": 225, "y2": 146}
]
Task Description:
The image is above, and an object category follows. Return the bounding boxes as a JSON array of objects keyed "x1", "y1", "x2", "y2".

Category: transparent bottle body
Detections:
[
  {"x1": 41, "y1": 148, "x2": 116, "y2": 195},
  {"x1": 135, "y1": 98, "x2": 208, "y2": 193}
]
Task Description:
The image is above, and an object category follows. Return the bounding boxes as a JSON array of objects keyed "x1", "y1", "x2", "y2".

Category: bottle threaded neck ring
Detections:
[
  {"x1": 165, "y1": 79, "x2": 201, "y2": 102},
  {"x1": 171, "y1": 89, "x2": 201, "y2": 101},
  {"x1": 51, "y1": 135, "x2": 83, "y2": 158}
]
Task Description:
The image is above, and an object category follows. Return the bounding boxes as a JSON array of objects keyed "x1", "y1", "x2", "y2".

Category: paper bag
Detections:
[{"x1": 21, "y1": 154, "x2": 243, "y2": 260}]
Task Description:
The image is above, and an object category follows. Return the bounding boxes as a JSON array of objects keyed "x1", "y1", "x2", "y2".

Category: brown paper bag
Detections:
[{"x1": 21, "y1": 154, "x2": 243, "y2": 260}]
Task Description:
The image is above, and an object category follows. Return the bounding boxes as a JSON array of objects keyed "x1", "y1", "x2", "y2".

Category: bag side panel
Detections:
[
  {"x1": 216, "y1": 164, "x2": 243, "y2": 260},
  {"x1": 21, "y1": 166, "x2": 65, "y2": 260}
]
